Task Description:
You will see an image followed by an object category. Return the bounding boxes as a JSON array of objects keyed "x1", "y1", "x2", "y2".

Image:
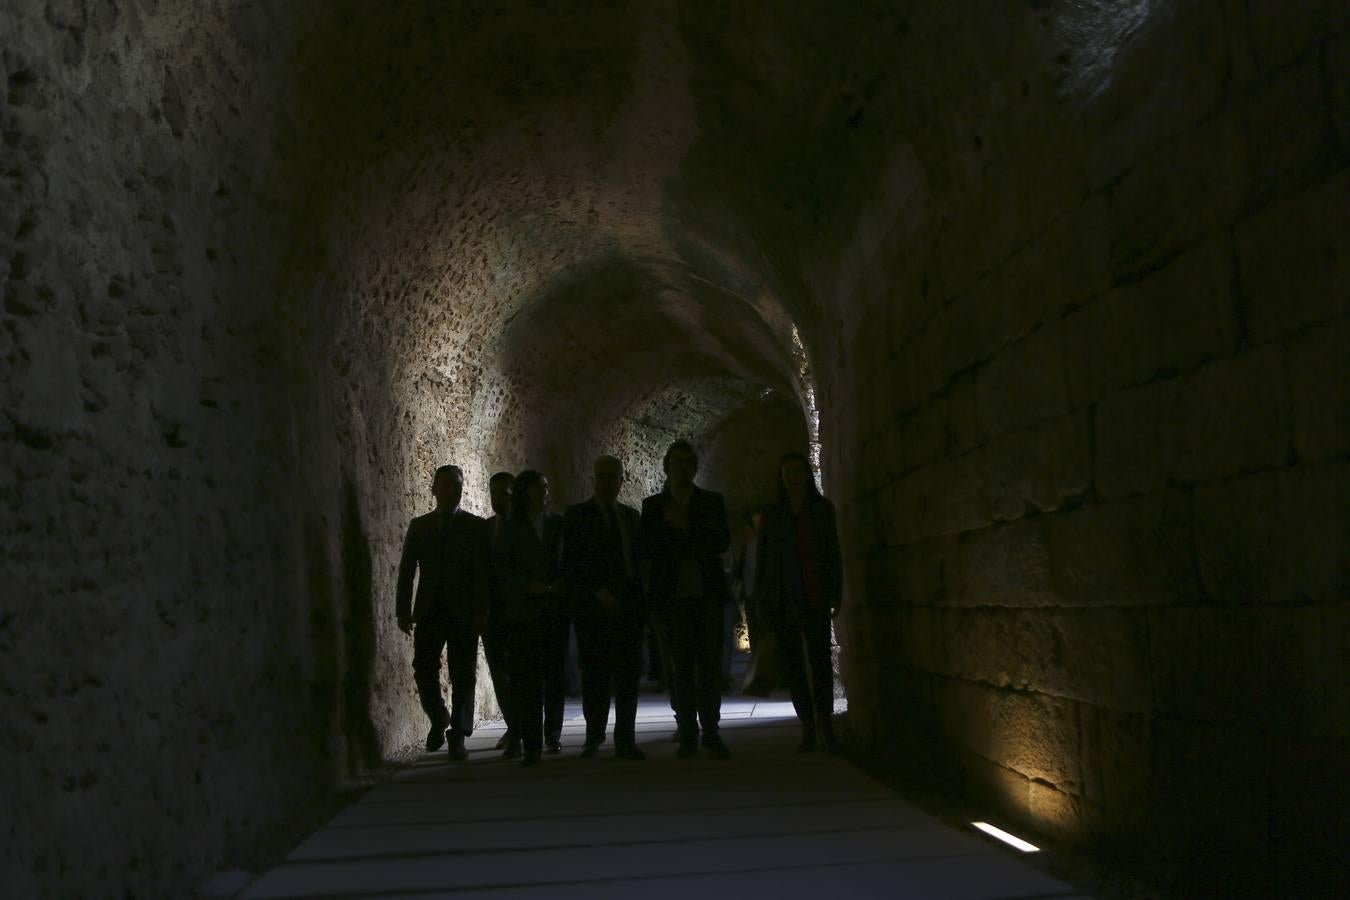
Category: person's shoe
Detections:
[
  {"x1": 676, "y1": 738, "x2": 698, "y2": 759},
  {"x1": 615, "y1": 745, "x2": 646, "y2": 761},
  {"x1": 702, "y1": 734, "x2": 731, "y2": 759},
  {"x1": 494, "y1": 730, "x2": 513, "y2": 751},
  {"x1": 580, "y1": 741, "x2": 600, "y2": 759},
  {"x1": 545, "y1": 737, "x2": 563, "y2": 755},
  {"x1": 502, "y1": 736, "x2": 522, "y2": 760},
  {"x1": 672, "y1": 725, "x2": 698, "y2": 743},
  {"x1": 521, "y1": 750, "x2": 541, "y2": 768},
  {"x1": 447, "y1": 734, "x2": 468, "y2": 761},
  {"x1": 425, "y1": 712, "x2": 450, "y2": 752}
]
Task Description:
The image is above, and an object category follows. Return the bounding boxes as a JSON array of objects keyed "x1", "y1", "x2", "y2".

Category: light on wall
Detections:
[
  {"x1": 734, "y1": 618, "x2": 751, "y2": 652},
  {"x1": 971, "y1": 821, "x2": 1040, "y2": 853},
  {"x1": 788, "y1": 323, "x2": 823, "y2": 491}
]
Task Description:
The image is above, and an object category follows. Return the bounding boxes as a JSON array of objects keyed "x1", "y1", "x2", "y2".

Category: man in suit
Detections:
[
  {"x1": 640, "y1": 440, "x2": 733, "y2": 759},
  {"x1": 396, "y1": 464, "x2": 490, "y2": 761},
  {"x1": 565, "y1": 455, "x2": 646, "y2": 761},
  {"x1": 483, "y1": 471, "x2": 519, "y2": 758},
  {"x1": 492, "y1": 470, "x2": 567, "y2": 766}
]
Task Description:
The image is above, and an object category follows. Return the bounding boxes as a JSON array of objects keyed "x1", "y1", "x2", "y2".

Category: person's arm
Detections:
[
  {"x1": 471, "y1": 518, "x2": 491, "y2": 626},
  {"x1": 637, "y1": 498, "x2": 658, "y2": 594},
  {"x1": 563, "y1": 508, "x2": 596, "y2": 601},
  {"x1": 637, "y1": 498, "x2": 656, "y2": 563},
  {"x1": 395, "y1": 521, "x2": 418, "y2": 633},
  {"x1": 550, "y1": 515, "x2": 567, "y2": 593},
  {"x1": 492, "y1": 520, "x2": 529, "y2": 611}
]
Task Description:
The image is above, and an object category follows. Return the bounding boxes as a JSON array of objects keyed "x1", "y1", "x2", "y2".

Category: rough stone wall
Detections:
[
  {"x1": 698, "y1": 390, "x2": 810, "y2": 529},
  {"x1": 0, "y1": 2, "x2": 334, "y2": 895},
  {"x1": 813, "y1": 1, "x2": 1349, "y2": 880}
]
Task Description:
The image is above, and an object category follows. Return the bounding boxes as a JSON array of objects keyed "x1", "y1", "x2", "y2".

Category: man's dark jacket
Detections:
[
  {"x1": 491, "y1": 512, "x2": 565, "y2": 623},
  {"x1": 564, "y1": 498, "x2": 643, "y2": 619},
  {"x1": 639, "y1": 485, "x2": 731, "y2": 607},
  {"x1": 396, "y1": 507, "x2": 490, "y2": 624}
]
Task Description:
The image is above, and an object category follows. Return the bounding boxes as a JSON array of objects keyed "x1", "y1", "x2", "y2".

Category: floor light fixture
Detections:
[{"x1": 971, "y1": 821, "x2": 1040, "y2": 853}]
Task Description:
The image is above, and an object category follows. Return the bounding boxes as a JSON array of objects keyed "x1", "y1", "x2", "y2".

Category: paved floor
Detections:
[{"x1": 242, "y1": 695, "x2": 1089, "y2": 899}]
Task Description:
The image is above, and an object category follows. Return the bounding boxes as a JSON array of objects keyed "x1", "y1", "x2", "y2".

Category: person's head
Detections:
[
  {"x1": 432, "y1": 465, "x2": 464, "y2": 511},
  {"x1": 592, "y1": 455, "x2": 624, "y2": 505},
  {"x1": 488, "y1": 471, "x2": 514, "y2": 517},
  {"x1": 663, "y1": 439, "x2": 698, "y2": 491},
  {"x1": 777, "y1": 452, "x2": 820, "y2": 503},
  {"x1": 510, "y1": 469, "x2": 549, "y2": 519}
]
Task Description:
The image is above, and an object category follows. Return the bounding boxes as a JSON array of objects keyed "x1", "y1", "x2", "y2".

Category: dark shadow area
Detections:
[
  {"x1": 303, "y1": 514, "x2": 339, "y2": 761},
  {"x1": 341, "y1": 474, "x2": 382, "y2": 777}
]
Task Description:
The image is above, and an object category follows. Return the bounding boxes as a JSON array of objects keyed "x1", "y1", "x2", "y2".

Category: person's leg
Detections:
[
  {"x1": 644, "y1": 624, "x2": 658, "y2": 681},
  {"x1": 445, "y1": 618, "x2": 478, "y2": 739},
  {"x1": 510, "y1": 622, "x2": 544, "y2": 757},
  {"x1": 744, "y1": 595, "x2": 761, "y2": 651},
  {"x1": 412, "y1": 617, "x2": 450, "y2": 727},
  {"x1": 804, "y1": 610, "x2": 836, "y2": 742},
  {"x1": 695, "y1": 599, "x2": 724, "y2": 740},
  {"x1": 482, "y1": 621, "x2": 514, "y2": 737},
  {"x1": 541, "y1": 610, "x2": 569, "y2": 745},
  {"x1": 651, "y1": 611, "x2": 678, "y2": 714},
  {"x1": 565, "y1": 620, "x2": 581, "y2": 696},
  {"x1": 576, "y1": 615, "x2": 611, "y2": 746},
  {"x1": 667, "y1": 606, "x2": 700, "y2": 742},
  {"x1": 721, "y1": 600, "x2": 736, "y2": 682},
  {"x1": 775, "y1": 620, "x2": 815, "y2": 743},
  {"x1": 613, "y1": 615, "x2": 644, "y2": 749}
]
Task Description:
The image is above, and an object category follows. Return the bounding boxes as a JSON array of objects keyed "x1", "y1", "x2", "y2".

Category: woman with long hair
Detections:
[
  {"x1": 491, "y1": 469, "x2": 566, "y2": 766},
  {"x1": 751, "y1": 452, "x2": 843, "y2": 752}
]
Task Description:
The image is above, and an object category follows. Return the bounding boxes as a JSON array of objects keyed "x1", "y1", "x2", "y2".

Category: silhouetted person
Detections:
[
  {"x1": 752, "y1": 453, "x2": 842, "y2": 753},
  {"x1": 565, "y1": 455, "x2": 646, "y2": 761},
  {"x1": 396, "y1": 464, "x2": 490, "y2": 760},
  {"x1": 645, "y1": 625, "x2": 662, "y2": 683},
  {"x1": 492, "y1": 469, "x2": 565, "y2": 767},
  {"x1": 640, "y1": 440, "x2": 732, "y2": 759},
  {"x1": 720, "y1": 541, "x2": 738, "y2": 691},
  {"x1": 484, "y1": 471, "x2": 520, "y2": 758}
]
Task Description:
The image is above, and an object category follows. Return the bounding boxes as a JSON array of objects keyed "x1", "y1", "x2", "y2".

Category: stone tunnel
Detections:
[{"x1": 1, "y1": 1, "x2": 1346, "y2": 896}]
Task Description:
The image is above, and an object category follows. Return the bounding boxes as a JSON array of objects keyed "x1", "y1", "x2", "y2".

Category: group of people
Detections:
[{"x1": 394, "y1": 439, "x2": 843, "y2": 768}]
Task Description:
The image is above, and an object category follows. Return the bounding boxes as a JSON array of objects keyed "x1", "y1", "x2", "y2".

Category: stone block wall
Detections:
[
  {"x1": 696, "y1": 389, "x2": 809, "y2": 528},
  {"x1": 0, "y1": 3, "x2": 344, "y2": 896},
  {"x1": 821, "y1": 1, "x2": 1348, "y2": 878}
]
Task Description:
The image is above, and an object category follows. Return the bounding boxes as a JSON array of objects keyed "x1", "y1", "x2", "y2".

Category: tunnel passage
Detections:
[{"x1": 2, "y1": 1, "x2": 1347, "y2": 896}]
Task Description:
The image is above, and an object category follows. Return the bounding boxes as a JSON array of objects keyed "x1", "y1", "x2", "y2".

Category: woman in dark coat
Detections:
[
  {"x1": 751, "y1": 453, "x2": 843, "y2": 752},
  {"x1": 492, "y1": 469, "x2": 566, "y2": 766}
]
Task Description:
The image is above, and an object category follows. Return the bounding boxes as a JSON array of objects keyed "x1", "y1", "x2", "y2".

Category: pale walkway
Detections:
[{"x1": 243, "y1": 696, "x2": 1088, "y2": 899}]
